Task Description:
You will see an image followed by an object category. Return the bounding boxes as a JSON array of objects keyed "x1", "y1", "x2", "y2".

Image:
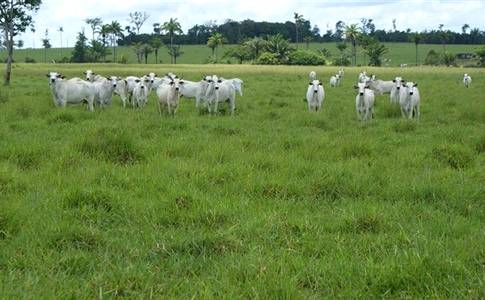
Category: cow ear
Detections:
[
  {"x1": 392, "y1": 79, "x2": 396, "y2": 82},
  {"x1": 413, "y1": 83, "x2": 418, "y2": 87},
  {"x1": 124, "y1": 80, "x2": 127, "y2": 84},
  {"x1": 309, "y1": 82, "x2": 312, "y2": 85},
  {"x1": 318, "y1": 82, "x2": 322, "y2": 86},
  {"x1": 46, "y1": 73, "x2": 50, "y2": 77},
  {"x1": 83, "y1": 71, "x2": 87, "y2": 75},
  {"x1": 61, "y1": 76, "x2": 66, "y2": 79},
  {"x1": 353, "y1": 85, "x2": 358, "y2": 89}
]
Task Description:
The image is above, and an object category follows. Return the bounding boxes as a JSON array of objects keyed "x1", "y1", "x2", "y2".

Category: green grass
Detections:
[
  {"x1": 0, "y1": 64, "x2": 484, "y2": 298},
  {"x1": 3, "y1": 42, "x2": 483, "y2": 66}
]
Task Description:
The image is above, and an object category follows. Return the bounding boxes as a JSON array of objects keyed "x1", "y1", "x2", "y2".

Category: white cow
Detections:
[
  {"x1": 358, "y1": 71, "x2": 369, "y2": 83},
  {"x1": 156, "y1": 78, "x2": 181, "y2": 116},
  {"x1": 213, "y1": 77, "x2": 237, "y2": 115},
  {"x1": 309, "y1": 71, "x2": 317, "y2": 81},
  {"x1": 93, "y1": 76, "x2": 119, "y2": 108},
  {"x1": 390, "y1": 77, "x2": 404, "y2": 104},
  {"x1": 306, "y1": 80, "x2": 325, "y2": 112},
  {"x1": 355, "y1": 82, "x2": 375, "y2": 121},
  {"x1": 113, "y1": 78, "x2": 129, "y2": 107},
  {"x1": 220, "y1": 77, "x2": 244, "y2": 96},
  {"x1": 366, "y1": 77, "x2": 394, "y2": 96},
  {"x1": 329, "y1": 74, "x2": 341, "y2": 87},
  {"x1": 177, "y1": 77, "x2": 212, "y2": 108},
  {"x1": 463, "y1": 74, "x2": 472, "y2": 88},
  {"x1": 338, "y1": 68, "x2": 344, "y2": 78},
  {"x1": 399, "y1": 82, "x2": 420, "y2": 119},
  {"x1": 132, "y1": 79, "x2": 149, "y2": 108},
  {"x1": 84, "y1": 70, "x2": 105, "y2": 82},
  {"x1": 46, "y1": 72, "x2": 95, "y2": 111}
]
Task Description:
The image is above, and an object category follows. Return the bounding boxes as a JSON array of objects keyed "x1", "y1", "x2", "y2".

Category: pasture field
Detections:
[
  {"x1": 0, "y1": 63, "x2": 484, "y2": 298},
  {"x1": 2, "y1": 42, "x2": 483, "y2": 66}
]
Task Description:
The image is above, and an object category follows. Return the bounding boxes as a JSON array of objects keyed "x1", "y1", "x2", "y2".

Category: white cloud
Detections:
[{"x1": 19, "y1": 0, "x2": 485, "y2": 48}]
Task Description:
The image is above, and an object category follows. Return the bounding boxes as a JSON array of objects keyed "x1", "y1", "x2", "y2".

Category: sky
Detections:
[{"x1": 20, "y1": 0, "x2": 485, "y2": 48}]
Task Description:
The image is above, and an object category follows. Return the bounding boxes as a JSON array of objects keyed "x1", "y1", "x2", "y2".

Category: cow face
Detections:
[{"x1": 47, "y1": 72, "x2": 63, "y2": 84}]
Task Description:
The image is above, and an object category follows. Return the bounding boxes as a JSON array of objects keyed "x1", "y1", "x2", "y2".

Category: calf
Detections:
[
  {"x1": 355, "y1": 82, "x2": 375, "y2": 121},
  {"x1": 463, "y1": 74, "x2": 472, "y2": 88},
  {"x1": 329, "y1": 74, "x2": 341, "y2": 87},
  {"x1": 306, "y1": 80, "x2": 325, "y2": 112}
]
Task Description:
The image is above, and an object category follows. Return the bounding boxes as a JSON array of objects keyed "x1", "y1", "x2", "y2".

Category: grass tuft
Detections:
[
  {"x1": 432, "y1": 144, "x2": 474, "y2": 169},
  {"x1": 78, "y1": 128, "x2": 142, "y2": 165},
  {"x1": 393, "y1": 120, "x2": 417, "y2": 133}
]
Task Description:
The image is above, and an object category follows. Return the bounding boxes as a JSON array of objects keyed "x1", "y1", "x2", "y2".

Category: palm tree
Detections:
[
  {"x1": 132, "y1": 42, "x2": 143, "y2": 63},
  {"x1": 161, "y1": 18, "x2": 182, "y2": 64},
  {"x1": 207, "y1": 32, "x2": 225, "y2": 62},
  {"x1": 243, "y1": 37, "x2": 267, "y2": 60},
  {"x1": 58, "y1": 26, "x2": 63, "y2": 57},
  {"x1": 140, "y1": 44, "x2": 153, "y2": 64},
  {"x1": 150, "y1": 36, "x2": 163, "y2": 63},
  {"x1": 345, "y1": 24, "x2": 360, "y2": 66},
  {"x1": 410, "y1": 32, "x2": 422, "y2": 66},
  {"x1": 85, "y1": 18, "x2": 102, "y2": 41},
  {"x1": 293, "y1": 12, "x2": 304, "y2": 48},
  {"x1": 108, "y1": 21, "x2": 123, "y2": 62},
  {"x1": 167, "y1": 45, "x2": 183, "y2": 64},
  {"x1": 99, "y1": 24, "x2": 111, "y2": 62},
  {"x1": 265, "y1": 33, "x2": 293, "y2": 63}
]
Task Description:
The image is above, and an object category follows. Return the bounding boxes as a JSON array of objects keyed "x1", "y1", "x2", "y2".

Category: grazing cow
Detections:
[
  {"x1": 84, "y1": 70, "x2": 105, "y2": 82},
  {"x1": 132, "y1": 79, "x2": 149, "y2": 108},
  {"x1": 463, "y1": 74, "x2": 472, "y2": 88},
  {"x1": 219, "y1": 77, "x2": 244, "y2": 96},
  {"x1": 366, "y1": 77, "x2": 394, "y2": 96},
  {"x1": 329, "y1": 74, "x2": 341, "y2": 87},
  {"x1": 46, "y1": 72, "x2": 95, "y2": 112},
  {"x1": 309, "y1": 71, "x2": 317, "y2": 81},
  {"x1": 93, "y1": 76, "x2": 120, "y2": 108},
  {"x1": 156, "y1": 78, "x2": 181, "y2": 116},
  {"x1": 399, "y1": 82, "x2": 420, "y2": 119},
  {"x1": 355, "y1": 82, "x2": 375, "y2": 121},
  {"x1": 306, "y1": 80, "x2": 325, "y2": 112},
  {"x1": 390, "y1": 77, "x2": 404, "y2": 104}
]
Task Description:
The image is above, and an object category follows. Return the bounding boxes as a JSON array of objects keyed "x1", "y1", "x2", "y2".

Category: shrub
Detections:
[
  {"x1": 59, "y1": 57, "x2": 70, "y2": 63},
  {"x1": 441, "y1": 51, "x2": 456, "y2": 66},
  {"x1": 424, "y1": 50, "x2": 440, "y2": 65},
  {"x1": 333, "y1": 56, "x2": 351, "y2": 66},
  {"x1": 288, "y1": 50, "x2": 325, "y2": 66},
  {"x1": 255, "y1": 52, "x2": 280, "y2": 65},
  {"x1": 118, "y1": 54, "x2": 128, "y2": 64},
  {"x1": 24, "y1": 57, "x2": 36, "y2": 63}
]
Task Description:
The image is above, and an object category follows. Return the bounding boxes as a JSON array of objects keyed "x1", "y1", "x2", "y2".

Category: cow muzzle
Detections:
[
  {"x1": 409, "y1": 92, "x2": 413, "y2": 95},
  {"x1": 215, "y1": 87, "x2": 219, "y2": 90},
  {"x1": 360, "y1": 92, "x2": 364, "y2": 96},
  {"x1": 313, "y1": 90, "x2": 318, "y2": 93},
  {"x1": 51, "y1": 79, "x2": 55, "y2": 83}
]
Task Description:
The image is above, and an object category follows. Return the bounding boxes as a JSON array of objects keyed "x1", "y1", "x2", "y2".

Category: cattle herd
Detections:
[
  {"x1": 47, "y1": 68, "x2": 472, "y2": 120},
  {"x1": 46, "y1": 70, "x2": 243, "y2": 115},
  {"x1": 307, "y1": 69, "x2": 473, "y2": 121}
]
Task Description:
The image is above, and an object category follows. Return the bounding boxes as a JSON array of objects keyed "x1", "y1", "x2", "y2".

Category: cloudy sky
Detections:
[{"x1": 21, "y1": 0, "x2": 485, "y2": 48}]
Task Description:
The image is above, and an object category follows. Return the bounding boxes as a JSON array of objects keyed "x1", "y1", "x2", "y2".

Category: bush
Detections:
[
  {"x1": 24, "y1": 57, "x2": 36, "y2": 63},
  {"x1": 424, "y1": 50, "x2": 440, "y2": 65},
  {"x1": 333, "y1": 56, "x2": 351, "y2": 66},
  {"x1": 441, "y1": 51, "x2": 456, "y2": 66},
  {"x1": 59, "y1": 57, "x2": 70, "y2": 63},
  {"x1": 255, "y1": 52, "x2": 280, "y2": 65},
  {"x1": 288, "y1": 50, "x2": 325, "y2": 66}
]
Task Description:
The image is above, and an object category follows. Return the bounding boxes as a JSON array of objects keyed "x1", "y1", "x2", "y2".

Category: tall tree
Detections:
[
  {"x1": 140, "y1": 44, "x2": 153, "y2": 64},
  {"x1": 128, "y1": 11, "x2": 149, "y2": 34},
  {"x1": 166, "y1": 44, "x2": 183, "y2": 64},
  {"x1": 438, "y1": 24, "x2": 448, "y2": 51},
  {"x1": 303, "y1": 36, "x2": 313, "y2": 50},
  {"x1": 293, "y1": 12, "x2": 304, "y2": 48},
  {"x1": 0, "y1": 0, "x2": 42, "y2": 85},
  {"x1": 99, "y1": 24, "x2": 110, "y2": 62},
  {"x1": 85, "y1": 18, "x2": 102, "y2": 41},
  {"x1": 207, "y1": 32, "x2": 225, "y2": 62},
  {"x1": 150, "y1": 36, "x2": 162, "y2": 63},
  {"x1": 71, "y1": 30, "x2": 89, "y2": 63},
  {"x1": 41, "y1": 29, "x2": 51, "y2": 63},
  {"x1": 410, "y1": 32, "x2": 422, "y2": 66},
  {"x1": 345, "y1": 24, "x2": 360, "y2": 66},
  {"x1": 162, "y1": 18, "x2": 182, "y2": 64},
  {"x1": 58, "y1": 26, "x2": 63, "y2": 57},
  {"x1": 132, "y1": 42, "x2": 142, "y2": 63},
  {"x1": 461, "y1": 24, "x2": 470, "y2": 34},
  {"x1": 108, "y1": 21, "x2": 123, "y2": 62}
]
